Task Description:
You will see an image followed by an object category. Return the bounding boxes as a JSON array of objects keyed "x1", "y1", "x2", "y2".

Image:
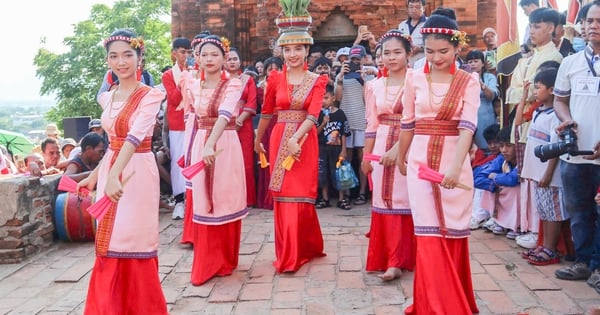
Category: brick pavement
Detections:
[{"x1": 1, "y1": 204, "x2": 599, "y2": 315}]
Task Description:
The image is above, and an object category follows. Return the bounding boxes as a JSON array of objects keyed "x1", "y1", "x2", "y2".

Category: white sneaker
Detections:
[
  {"x1": 516, "y1": 233, "x2": 538, "y2": 249},
  {"x1": 469, "y1": 217, "x2": 488, "y2": 230},
  {"x1": 172, "y1": 202, "x2": 185, "y2": 220},
  {"x1": 482, "y1": 218, "x2": 496, "y2": 231}
]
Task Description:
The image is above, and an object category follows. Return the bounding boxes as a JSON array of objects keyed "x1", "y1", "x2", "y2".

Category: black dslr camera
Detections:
[{"x1": 534, "y1": 124, "x2": 594, "y2": 162}]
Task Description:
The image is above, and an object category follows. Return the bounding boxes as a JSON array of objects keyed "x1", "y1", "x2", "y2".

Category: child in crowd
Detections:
[
  {"x1": 316, "y1": 85, "x2": 352, "y2": 210},
  {"x1": 519, "y1": 68, "x2": 571, "y2": 265},
  {"x1": 475, "y1": 126, "x2": 520, "y2": 235},
  {"x1": 470, "y1": 123, "x2": 500, "y2": 230}
]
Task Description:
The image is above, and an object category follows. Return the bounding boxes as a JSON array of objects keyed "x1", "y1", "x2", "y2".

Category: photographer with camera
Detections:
[{"x1": 551, "y1": 1, "x2": 600, "y2": 294}]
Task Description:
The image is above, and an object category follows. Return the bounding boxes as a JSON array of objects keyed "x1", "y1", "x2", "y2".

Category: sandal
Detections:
[
  {"x1": 337, "y1": 199, "x2": 352, "y2": 210},
  {"x1": 528, "y1": 247, "x2": 560, "y2": 266},
  {"x1": 354, "y1": 194, "x2": 367, "y2": 205},
  {"x1": 316, "y1": 199, "x2": 330, "y2": 209},
  {"x1": 520, "y1": 246, "x2": 543, "y2": 259}
]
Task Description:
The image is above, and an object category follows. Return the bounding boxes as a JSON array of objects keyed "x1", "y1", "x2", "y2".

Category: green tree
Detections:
[{"x1": 34, "y1": 0, "x2": 172, "y2": 125}]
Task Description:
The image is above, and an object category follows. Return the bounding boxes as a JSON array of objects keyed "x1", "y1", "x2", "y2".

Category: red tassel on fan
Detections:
[
  {"x1": 58, "y1": 176, "x2": 90, "y2": 196},
  {"x1": 417, "y1": 164, "x2": 471, "y2": 190}
]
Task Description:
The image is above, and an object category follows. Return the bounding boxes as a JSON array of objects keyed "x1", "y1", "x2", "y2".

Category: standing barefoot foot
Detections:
[{"x1": 377, "y1": 267, "x2": 402, "y2": 281}]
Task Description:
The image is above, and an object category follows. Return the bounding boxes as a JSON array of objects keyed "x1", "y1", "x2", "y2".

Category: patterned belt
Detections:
[
  {"x1": 277, "y1": 110, "x2": 307, "y2": 123},
  {"x1": 414, "y1": 120, "x2": 459, "y2": 136},
  {"x1": 197, "y1": 117, "x2": 237, "y2": 130},
  {"x1": 109, "y1": 136, "x2": 152, "y2": 152},
  {"x1": 379, "y1": 113, "x2": 402, "y2": 126}
]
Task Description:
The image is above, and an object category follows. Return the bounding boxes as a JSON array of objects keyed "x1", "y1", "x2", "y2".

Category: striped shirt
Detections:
[{"x1": 337, "y1": 78, "x2": 367, "y2": 130}]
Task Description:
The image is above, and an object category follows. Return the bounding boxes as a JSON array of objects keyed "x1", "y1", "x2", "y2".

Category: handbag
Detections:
[{"x1": 335, "y1": 160, "x2": 359, "y2": 191}]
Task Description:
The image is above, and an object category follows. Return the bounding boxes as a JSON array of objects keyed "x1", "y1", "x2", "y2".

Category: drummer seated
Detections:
[
  {"x1": 25, "y1": 153, "x2": 60, "y2": 177},
  {"x1": 63, "y1": 132, "x2": 106, "y2": 182}
]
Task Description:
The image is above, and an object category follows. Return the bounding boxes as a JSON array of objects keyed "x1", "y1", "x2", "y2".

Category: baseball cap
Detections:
[
  {"x1": 349, "y1": 45, "x2": 366, "y2": 59},
  {"x1": 89, "y1": 119, "x2": 102, "y2": 130},
  {"x1": 482, "y1": 27, "x2": 497, "y2": 37},
  {"x1": 336, "y1": 47, "x2": 350, "y2": 60}
]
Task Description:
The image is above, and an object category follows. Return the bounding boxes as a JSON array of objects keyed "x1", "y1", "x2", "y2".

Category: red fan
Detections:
[
  {"x1": 86, "y1": 172, "x2": 135, "y2": 222},
  {"x1": 363, "y1": 153, "x2": 381, "y2": 162},
  {"x1": 181, "y1": 149, "x2": 223, "y2": 180},
  {"x1": 177, "y1": 155, "x2": 185, "y2": 168},
  {"x1": 417, "y1": 164, "x2": 471, "y2": 190},
  {"x1": 86, "y1": 195, "x2": 113, "y2": 222},
  {"x1": 58, "y1": 176, "x2": 89, "y2": 196}
]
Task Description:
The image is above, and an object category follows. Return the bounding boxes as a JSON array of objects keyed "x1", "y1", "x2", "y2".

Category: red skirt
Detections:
[
  {"x1": 366, "y1": 212, "x2": 415, "y2": 272},
  {"x1": 84, "y1": 256, "x2": 167, "y2": 315},
  {"x1": 405, "y1": 236, "x2": 479, "y2": 315},
  {"x1": 190, "y1": 220, "x2": 241, "y2": 286},
  {"x1": 238, "y1": 122, "x2": 256, "y2": 207},
  {"x1": 180, "y1": 188, "x2": 195, "y2": 244},
  {"x1": 273, "y1": 201, "x2": 326, "y2": 273}
]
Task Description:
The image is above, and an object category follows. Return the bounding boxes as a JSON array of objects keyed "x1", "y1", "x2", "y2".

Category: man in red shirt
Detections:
[{"x1": 161, "y1": 37, "x2": 192, "y2": 220}]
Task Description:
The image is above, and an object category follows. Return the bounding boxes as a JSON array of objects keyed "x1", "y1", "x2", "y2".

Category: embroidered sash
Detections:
[
  {"x1": 203, "y1": 79, "x2": 230, "y2": 214},
  {"x1": 425, "y1": 70, "x2": 471, "y2": 237},
  {"x1": 96, "y1": 85, "x2": 151, "y2": 257},
  {"x1": 379, "y1": 86, "x2": 404, "y2": 208},
  {"x1": 269, "y1": 72, "x2": 318, "y2": 192}
]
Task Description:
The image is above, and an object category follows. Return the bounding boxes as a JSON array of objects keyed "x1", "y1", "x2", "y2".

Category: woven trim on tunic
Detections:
[
  {"x1": 401, "y1": 121, "x2": 415, "y2": 130},
  {"x1": 109, "y1": 136, "x2": 152, "y2": 152},
  {"x1": 365, "y1": 132, "x2": 376, "y2": 139},
  {"x1": 197, "y1": 117, "x2": 237, "y2": 130},
  {"x1": 458, "y1": 120, "x2": 476, "y2": 133},
  {"x1": 372, "y1": 205, "x2": 411, "y2": 215},
  {"x1": 106, "y1": 250, "x2": 158, "y2": 259},
  {"x1": 426, "y1": 70, "x2": 471, "y2": 237},
  {"x1": 96, "y1": 85, "x2": 151, "y2": 257},
  {"x1": 414, "y1": 120, "x2": 460, "y2": 136},
  {"x1": 273, "y1": 196, "x2": 316, "y2": 204},
  {"x1": 193, "y1": 207, "x2": 249, "y2": 224},
  {"x1": 268, "y1": 74, "x2": 318, "y2": 193},
  {"x1": 414, "y1": 226, "x2": 471, "y2": 238},
  {"x1": 379, "y1": 113, "x2": 402, "y2": 209}
]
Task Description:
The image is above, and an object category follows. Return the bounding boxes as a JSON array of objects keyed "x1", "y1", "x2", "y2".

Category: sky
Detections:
[
  {"x1": 0, "y1": 0, "x2": 116, "y2": 103},
  {"x1": 0, "y1": 1, "x2": 568, "y2": 104}
]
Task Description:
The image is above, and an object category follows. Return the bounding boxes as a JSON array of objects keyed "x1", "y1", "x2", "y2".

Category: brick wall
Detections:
[
  {"x1": 172, "y1": 0, "x2": 498, "y2": 63},
  {"x1": 0, "y1": 175, "x2": 59, "y2": 264}
]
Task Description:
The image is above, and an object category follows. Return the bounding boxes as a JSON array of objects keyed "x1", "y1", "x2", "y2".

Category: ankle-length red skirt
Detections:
[
  {"x1": 84, "y1": 256, "x2": 167, "y2": 315},
  {"x1": 273, "y1": 201, "x2": 326, "y2": 273},
  {"x1": 366, "y1": 212, "x2": 416, "y2": 272},
  {"x1": 180, "y1": 188, "x2": 194, "y2": 245},
  {"x1": 190, "y1": 220, "x2": 241, "y2": 286},
  {"x1": 404, "y1": 236, "x2": 479, "y2": 315}
]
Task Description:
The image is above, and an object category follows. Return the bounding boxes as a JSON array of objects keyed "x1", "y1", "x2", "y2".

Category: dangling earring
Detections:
[
  {"x1": 382, "y1": 66, "x2": 389, "y2": 78},
  {"x1": 303, "y1": 60, "x2": 308, "y2": 71},
  {"x1": 449, "y1": 58, "x2": 457, "y2": 75},
  {"x1": 221, "y1": 69, "x2": 228, "y2": 80},
  {"x1": 424, "y1": 60, "x2": 430, "y2": 74},
  {"x1": 200, "y1": 69, "x2": 205, "y2": 81}
]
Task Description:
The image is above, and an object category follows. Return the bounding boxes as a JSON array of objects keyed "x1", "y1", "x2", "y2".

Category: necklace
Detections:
[
  {"x1": 286, "y1": 70, "x2": 306, "y2": 106},
  {"x1": 384, "y1": 74, "x2": 404, "y2": 107},
  {"x1": 426, "y1": 73, "x2": 452, "y2": 106},
  {"x1": 109, "y1": 83, "x2": 140, "y2": 119}
]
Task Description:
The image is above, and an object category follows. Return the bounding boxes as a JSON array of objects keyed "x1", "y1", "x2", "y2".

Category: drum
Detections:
[{"x1": 54, "y1": 192, "x2": 96, "y2": 242}]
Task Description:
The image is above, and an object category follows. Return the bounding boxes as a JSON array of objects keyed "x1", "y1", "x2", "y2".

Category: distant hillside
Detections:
[{"x1": 0, "y1": 99, "x2": 55, "y2": 108}]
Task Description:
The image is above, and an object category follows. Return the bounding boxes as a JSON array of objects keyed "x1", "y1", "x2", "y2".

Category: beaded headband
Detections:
[
  {"x1": 198, "y1": 37, "x2": 231, "y2": 54},
  {"x1": 420, "y1": 27, "x2": 468, "y2": 45},
  {"x1": 103, "y1": 35, "x2": 145, "y2": 54},
  {"x1": 380, "y1": 30, "x2": 412, "y2": 43},
  {"x1": 191, "y1": 37, "x2": 203, "y2": 48}
]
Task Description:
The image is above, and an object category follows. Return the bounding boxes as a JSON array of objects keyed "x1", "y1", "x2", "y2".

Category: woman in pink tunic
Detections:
[
  {"x1": 79, "y1": 29, "x2": 167, "y2": 314},
  {"x1": 180, "y1": 35, "x2": 248, "y2": 286},
  {"x1": 362, "y1": 30, "x2": 415, "y2": 281},
  {"x1": 398, "y1": 15, "x2": 480, "y2": 314},
  {"x1": 226, "y1": 48, "x2": 258, "y2": 208}
]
